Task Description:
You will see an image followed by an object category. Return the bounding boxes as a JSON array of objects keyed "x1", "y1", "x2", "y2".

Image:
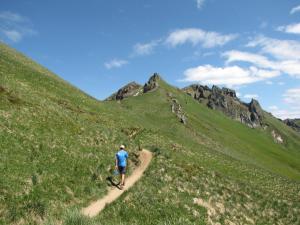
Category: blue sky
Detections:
[{"x1": 1, "y1": 0, "x2": 300, "y2": 119}]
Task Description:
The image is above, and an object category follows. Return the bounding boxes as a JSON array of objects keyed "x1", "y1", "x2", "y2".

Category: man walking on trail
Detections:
[{"x1": 115, "y1": 145, "x2": 128, "y2": 190}]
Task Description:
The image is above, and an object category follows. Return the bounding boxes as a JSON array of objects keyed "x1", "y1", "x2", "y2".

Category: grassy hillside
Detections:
[{"x1": 1, "y1": 43, "x2": 300, "y2": 225}]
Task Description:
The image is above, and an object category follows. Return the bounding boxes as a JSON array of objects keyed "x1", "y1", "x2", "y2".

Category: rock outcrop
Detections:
[
  {"x1": 171, "y1": 98, "x2": 187, "y2": 124},
  {"x1": 182, "y1": 84, "x2": 264, "y2": 128},
  {"x1": 143, "y1": 73, "x2": 160, "y2": 93},
  {"x1": 106, "y1": 73, "x2": 162, "y2": 101},
  {"x1": 106, "y1": 82, "x2": 142, "y2": 100},
  {"x1": 271, "y1": 130, "x2": 284, "y2": 144},
  {"x1": 283, "y1": 119, "x2": 300, "y2": 133}
]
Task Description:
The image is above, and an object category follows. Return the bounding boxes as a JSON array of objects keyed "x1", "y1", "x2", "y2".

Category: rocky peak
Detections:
[
  {"x1": 283, "y1": 118, "x2": 300, "y2": 132},
  {"x1": 249, "y1": 99, "x2": 264, "y2": 118},
  {"x1": 182, "y1": 84, "x2": 264, "y2": 128},
  {"x1": 143, "y1": 73, "x2": 161, "y2": 93},
  {"x1": 106, "y1": 82, "x2": 142, "y2": 100},
  {"x1": 222, "y1": 87, "x2": 237, "y2": 98}
]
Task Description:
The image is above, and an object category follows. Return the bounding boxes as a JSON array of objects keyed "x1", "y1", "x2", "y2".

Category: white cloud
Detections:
[
  {"x1": 224, "y1": 49, "x2": 300, "y2": 78},
  {"x1": 268, "y1": 88, "x2": 300, "y2": 119},
  {"x1": 0, "y1": 11, "x2": 36, "y2": 42},
  {"x1": 266, "y1": 81, "x2": 273, "y2": 85},
  {"x1": 247, "y1": 35, "x2": 300, "y2": 61},
  {"x1": 2, "y1": 30, "x2": 22, "y2": 42},
  {"x1": 166, "y1": 28, "x2": 237, "y2": 48},
  {"x1": 180, "y1": 65, "x2": 279, "y2": 86},
  {"x1": 224, "y1": 50, "x2": 275, "y2": 68},
  {"x1": 269, "y1": 105, "x2": 278, "y2": 111},
  {"x1": 268, "y1": 105, "x2": 300, "y2": 119},
  {"x1": 104, "y1": 59, "x2": 128, "y2": 69},
  {"x1": 0, "y1": 11, "x2": 26, "y2": 22},
  {"x1": 290, "y1": 5, "x2": 300, "y2": 14},
  {"x1": 277, "y1": 23, "x2": 300, "y2": 34},
  {"x1": 283, "y1": 88, "x2": 300, "y2": 105},
  {"x1": 244, "y1": 94, "x2": 259, "y2": 99},
  {"x1": 196, "y1": 0, "x2": 205, "y2": 9},
  {"x1": 133, "y1": 40, "x2": 160, "y2": 56}
]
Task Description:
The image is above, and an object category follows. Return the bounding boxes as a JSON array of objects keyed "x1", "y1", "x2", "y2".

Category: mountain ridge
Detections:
[{"x1": 105, "y1": 73, "x2": 296, "y2": 141}]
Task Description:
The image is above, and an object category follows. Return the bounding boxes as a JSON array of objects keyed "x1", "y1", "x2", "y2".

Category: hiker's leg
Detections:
[
  {"x1": 118, "y1": 168, "x2": 122, "y2": 185},
  {"x1": 121, "y1": 174, "x2": 125, "y2": 186}
]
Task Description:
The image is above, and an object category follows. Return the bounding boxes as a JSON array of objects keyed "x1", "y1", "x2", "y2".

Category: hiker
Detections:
[{"x1": 115, "y1": 145, "x2": 128, "y2": 190}]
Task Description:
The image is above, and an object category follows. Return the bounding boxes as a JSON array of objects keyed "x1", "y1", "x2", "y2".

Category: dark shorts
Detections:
[{"x1": 118, "y1": 166, "x2": 126, "y2": 174}]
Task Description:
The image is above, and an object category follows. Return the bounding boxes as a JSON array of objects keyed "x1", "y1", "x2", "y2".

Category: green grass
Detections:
[{"x1": 1, "y1": 42, "x2": 300, "y2": 225}]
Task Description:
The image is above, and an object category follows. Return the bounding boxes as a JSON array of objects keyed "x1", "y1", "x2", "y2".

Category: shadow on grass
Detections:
[{"x1": 106, "y1": 176, "x2": 121, "y2": 190}]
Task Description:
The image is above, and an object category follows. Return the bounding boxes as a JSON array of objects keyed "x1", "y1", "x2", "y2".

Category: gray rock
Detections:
[
  {"x1": 271, "y1": 130, "x2": 284, "y2": 143},
  {"x1": 182, "y1": 84, "x2": 264, "y2": 128},
  {"x1": 106, "y1": 82, "x2": 142, "y2": 100},
  {"x1": 283, "y1": 119, "x2": 300, "y2": 132},
  {"x1": 143, "y1": 73, "x2": 160, "y2": 93},
  {"x1": 171, "y1": 98, "x2": 187, "y2": 125}
]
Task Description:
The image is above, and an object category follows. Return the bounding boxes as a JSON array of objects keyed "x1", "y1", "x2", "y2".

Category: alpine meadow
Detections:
[{"x1": 1, "y1": 42, "x2": 300, "y2": 225}]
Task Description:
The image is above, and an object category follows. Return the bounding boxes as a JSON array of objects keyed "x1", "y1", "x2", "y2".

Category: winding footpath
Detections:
[{"x1": 82, "y1": 149, "x2": 153, "y2": 217}]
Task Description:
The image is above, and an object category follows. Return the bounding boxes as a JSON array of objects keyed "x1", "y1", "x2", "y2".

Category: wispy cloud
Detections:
[
  {"x1": 165, "y1": 28, "x2": 237, "y2": 48},
  {"x1": 266, "y1": 81, "x2": 273, "y2": 85},
  {"x1": 247, "y1": 35, "x2": 300, "y2": 60},
  {"x1": 180, "y1": 65, "x2": 279, "y2": 86},
  {"x1": 2, "y1": 30, "x2": 22, "y2": 42},
  {"x1": 0, "y1": 11, "x2": 27, "y2": 22},
  {"x1": 259, "y1": 21, "x2": 268, "y2": 29},
  {"x1": 244, "y1": 94, "x2": 259, "y2": 99},
  {"x1": 224, "y1": 50, "x2": 275, "y2": 68},
  {"x1": 290, "y1": 5, "x2": 300, "y2": 14},
  {"x1": 283, "y1": 88, "x2": 300, "y2": 105},
  {"x1": 224, "y1": 49, "x2": 300, "y2": 79},
  {"x1": 268, "y1": 105, "x2": 300, "y2": 119},
  {"x1": 268, "y1": 88, "x2": 300, "y2": 119},
  {"x1": 0, "y1": 11, "x2": 37, "y2": 43},
  {"x1": 104, "y1": 59, "x2": 128, "y2": 69},
  {"x1": 132, "y1": 40, "x2": 160, "y2": 56},
  {"x1": 277, "y1": 23, "x2": 300, "y2": 34},
  {"x1": 196, "y1": 0, "x2": 205, "y2": 9}
]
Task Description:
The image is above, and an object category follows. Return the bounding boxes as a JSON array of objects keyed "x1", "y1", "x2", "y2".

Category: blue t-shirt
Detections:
[{"x1": 116, "y1": 149, "x2": 128, "y2": 167}]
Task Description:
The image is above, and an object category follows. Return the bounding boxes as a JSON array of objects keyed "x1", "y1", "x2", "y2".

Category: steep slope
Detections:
[
  {"x1": 1, "y1": 43, "x2": 300, "y2": 225},
  {"x1": 0, "y1": 43, "x2": 140, "y2": 224}
]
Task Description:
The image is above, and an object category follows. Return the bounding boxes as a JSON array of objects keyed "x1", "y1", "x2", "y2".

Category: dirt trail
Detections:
[{"x1": 82, "y1": 149, "x2": 153, "y2": 217}]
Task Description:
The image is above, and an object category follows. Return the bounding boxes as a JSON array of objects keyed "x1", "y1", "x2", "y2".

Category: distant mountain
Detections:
[
  {"x1": 106, "y1": 82, "x2": 143, "y2": 100},
  {"x1": 107, "y1": 75, "x2": 292, "y2": 144},
  {"x1": 284, "y1": 118, "x2": 300, "y2": 132},
  {"x1": 182, "y1": 84, "x2": 264, "y2": 128},
  {"x1": 105, "y1": 73, "x2": 161, "y2": 100},
  {"x1": 1, "y1": 43, "x2": 300, "y2": 225}
]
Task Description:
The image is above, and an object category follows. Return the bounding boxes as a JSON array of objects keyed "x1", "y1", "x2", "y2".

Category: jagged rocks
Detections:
[
  {"x1": 106, "y1": 82, "x2": 142, "y2": 100},
  {"x1": 171, "y1": 97, "x2": 187, "y2": 124},
  {"x1": 283, "y1": 119, "x2": 300, "y2": 133},
  {"x1": 106, "y1": 73, "x2": 162, "y2": 101},
  {"x1": 143, "y1": 73, "x2": 160, "y2": 93},
  {"x1": 182, "y1": 84, "x2": 264, "y2": 128},
  {"x1": 271, "y1": 130, "x2": 284, "y2": 144}
]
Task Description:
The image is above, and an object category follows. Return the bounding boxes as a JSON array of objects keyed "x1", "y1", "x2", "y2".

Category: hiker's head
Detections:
[{"x1": 120, "y1": 145, "x2": 125, "y2": 149}]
